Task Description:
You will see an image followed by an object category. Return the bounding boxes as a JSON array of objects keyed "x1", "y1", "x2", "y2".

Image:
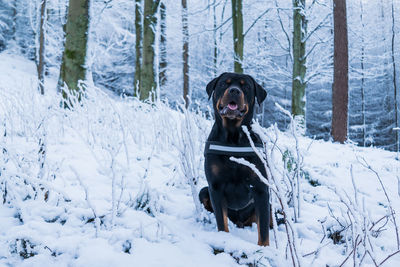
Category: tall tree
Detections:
[
  {"x1": 291, "y1": 0, "x2": 307, "y2": 129},
  {"x1": 332, "y1": 0, "x2": 349, "y2": 143},
  {"x1": 159, "y1": 1, "x2": 167, "y2": 88},
  {"x1": 58, "y1": 0, "x2": 90, "y2": 107},
  {"x1": 359, "y1": 0, "x2": 366, "y2": 146},
  {"x1": 37, "y1": 0, "x2": 47, "y2": 95},
  {"x1": 134, "y1": 0, "x2": 142, "y2": 96},
  {"x1": 212, "y1": 0, "x2": 218, "y2": 76},
  {"x1": 213, "y1": 0, "x2": 218, "y2": 76},
  {"x1": 231, "y1": 0, "x2": 243, "y2": 73},
  {"x1": 181, "y1": 0, "x2": 189, "y2": 107},
  {"x1": 140, "y1": 0, "x2": 160, "y2": 101},
  {"x1": 391, "y1": 0, "x2": 399, "y2": 152},
  {"x1": 12, "y1": 0, "x2": 17, "y2": 41}
]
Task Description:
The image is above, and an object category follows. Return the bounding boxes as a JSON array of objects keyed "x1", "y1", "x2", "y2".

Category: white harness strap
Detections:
[
  {"x1": 205, "y1": 141, "x2": 263, "y2": 156},
  {"x1": 209, "y1": 144, "x2": 258, "y2": 153}
]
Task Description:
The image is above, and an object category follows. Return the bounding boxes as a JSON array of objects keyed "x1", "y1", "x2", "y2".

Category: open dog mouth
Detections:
[{"x1": 219, "y1": 101, "x2": 246, "y2": 119}]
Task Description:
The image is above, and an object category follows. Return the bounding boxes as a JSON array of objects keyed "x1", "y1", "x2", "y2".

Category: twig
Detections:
[
  {"x1": 357, "y1": 156, "x2": 400, "y2": 250},
  {"x1": 338, "y1": 237, "x2": 362, "y2": 267},
  {"x1": 70, "y1": 166, "x2": 99, "y2": 237},
  {"x1": 379, "y1": 250, "x2": 400, "y2": 266}
]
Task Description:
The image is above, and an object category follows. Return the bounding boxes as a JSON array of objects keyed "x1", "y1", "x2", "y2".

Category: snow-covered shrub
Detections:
[
  {"x1": 9, "y1": 239, "x2": 37, "y2": 259},
  {"x1": 323, "y1": 161, "x2": 400, "y2": 266},
  {"x1": 0, "y1": 86, "x2": 63, "y2": 210},
  {"x1": 174, "y1": 106, "x2": 211, "y2": 219},
  {"x1": 133, "y1": 181, "x2": 162, "y2": 217}
]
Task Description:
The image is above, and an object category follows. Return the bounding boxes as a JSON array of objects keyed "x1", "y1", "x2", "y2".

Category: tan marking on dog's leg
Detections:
[
  {"x1": 269, "y1": 207, "x2": 273, "y2": 229},
  {"x1": 202, "y1": 199, "x2": 213, "y2": 212},
  {"x1": 257, "y1": 216, "x2": 270, "y2": 246},
  {"x1": 223, "y1": 208, "x2": 229, "y2": 232},
  {"x1": 211, "y1": 164, "x2": 220, "y2": 176}
]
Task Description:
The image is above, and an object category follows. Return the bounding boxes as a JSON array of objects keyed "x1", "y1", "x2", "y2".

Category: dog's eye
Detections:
[
  {"x1": 240, "y1": 80, "x2": 245, "y2": 85},
  {"x1": 226, "y1": 79, "x2": 231, "y2": 84}
]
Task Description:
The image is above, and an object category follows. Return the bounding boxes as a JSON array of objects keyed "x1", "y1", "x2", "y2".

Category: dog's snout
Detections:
[{"x1": 229, "y1": 87, "x2": 241, "y2": 96}]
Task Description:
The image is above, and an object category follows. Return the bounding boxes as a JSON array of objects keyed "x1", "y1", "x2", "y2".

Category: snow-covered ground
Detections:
[{"x1": 0, "y1": 52, "x2": 399, "y2": 266}]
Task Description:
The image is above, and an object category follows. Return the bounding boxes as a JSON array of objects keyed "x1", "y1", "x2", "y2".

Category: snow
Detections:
[{"x1": 0, "y1": 52, "x2": 400, "y2": 266}]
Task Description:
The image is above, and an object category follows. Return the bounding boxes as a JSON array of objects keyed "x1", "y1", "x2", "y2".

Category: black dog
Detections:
[{"x1": 199, "y1": 72, "x2": 270, "y2": 246}]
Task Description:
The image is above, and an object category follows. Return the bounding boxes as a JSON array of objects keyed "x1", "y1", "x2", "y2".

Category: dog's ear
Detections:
[
  {"x1": 206, "y1": 73, "x2": 225, "y2": 100},
  {"x1": 249, "y1": 75, "x2": 267, "y2": 105}
]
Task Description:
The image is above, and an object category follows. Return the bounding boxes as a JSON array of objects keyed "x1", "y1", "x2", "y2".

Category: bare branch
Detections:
[{"x1": 244, "y1": 9, "x2": 272, "y2": 37}]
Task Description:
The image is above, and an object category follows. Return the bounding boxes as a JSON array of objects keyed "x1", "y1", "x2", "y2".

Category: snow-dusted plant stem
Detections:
[
  {"x1": 176, "y1": 107, "x2": 204, "y2": 218},
  {"x1": 275, "y1": 103, "x2": 304, "y2": 222},
  {"x1": 71, "y1": 166, "x2": 100, "y2": 237},
  {"x1": 231, "y1": 122, "x2": 303, "y2": 267},
  {"x1": 37, "y1": 119, "x2": 47, "y2": 180}
]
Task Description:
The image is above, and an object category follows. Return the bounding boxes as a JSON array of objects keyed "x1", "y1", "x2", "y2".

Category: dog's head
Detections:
[{"x1": 206, "y1": 72, "x2": 267, "y2": 128}]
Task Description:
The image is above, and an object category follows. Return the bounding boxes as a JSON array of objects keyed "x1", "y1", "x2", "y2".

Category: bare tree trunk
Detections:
[
  {"x1": 12, "y1": 0, "x2": 17, "y2": 41},
  {"x1": 134, "y1": 0, "x2": 143, "y2": 96},
  {"x1": 140, "y1": 0, "x2": 160, "y2": 101},
  {"x1": 58, "y1": 0, "x2": 90, "y2": 107},
  {"x1": 291, "y1": 0, "x2": 307, "y2": 130},
  {"x1": 181, "y1": 0, "x2": 189, "y2": 108},
  {"x1": 332, "y1": 0, "x2": 349, "y2": 143},
  {"x1": 37, "y1": 0, "x2": 47, "y2": 95},
  {"x1": 213, "y1": 1, "x2": 218, "y2": 76},
  {"x1": 159, "y1": 2, "x2": 167, "y2": 88},
  {"x1": 231, "y1": 0, "x2": 243, "y2": 73},
  {"x1": 391, "y1": 0, "x2": 399, "y2": 152},
  {"x1": 360, "y1": 0, "x2": 366, "y2": 146}
]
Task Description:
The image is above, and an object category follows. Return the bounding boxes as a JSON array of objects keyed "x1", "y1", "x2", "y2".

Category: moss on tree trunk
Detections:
[
  {"x1": 292, "y1": 0, "x2": 307, "y2": 127},
  {"x1": 140, "y1": 0, "x2": 160, "y2": 102},
  {"x1": 231, "y1": 0, "x2": 243, "y2": 73},
  {"x1": 58, "y1": 0, "x2": 90, "y2": 107},
  {"x1": 182, "y1": 0, "x2": 189, "y2": 108},
  {"x1": 37, "y1": 0, "x2": 47, "y2": 95},
  {"x1": 159, "y1": 2, "x2": 167, "y2": 88}
]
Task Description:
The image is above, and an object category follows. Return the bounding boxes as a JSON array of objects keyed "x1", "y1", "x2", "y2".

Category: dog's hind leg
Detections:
[{"x1": 199, "y1": 187, "x2": 214, "y2": 212}]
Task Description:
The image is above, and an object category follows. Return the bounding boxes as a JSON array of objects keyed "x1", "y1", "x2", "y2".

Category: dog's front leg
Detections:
[
  {"x1": 209, "y1": 186, "x2": 229, "y2": 232},
  {"x1": 254, "y1": 189, "x2": 270, "y2": 246}
]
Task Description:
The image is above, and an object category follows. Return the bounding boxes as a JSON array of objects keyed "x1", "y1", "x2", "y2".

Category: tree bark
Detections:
[
  {"x1": 292, "y1": 0, "x2": 307, "y2": 128},
  {"x1": 140, "y1": 0, "x2": 160, "y2": 101},
  {"x1": 182, "y1": 0, "x2": 189, "y2": 108},
  {"x1": 12, "y1": 0, "x2": 17, "y2": 41},
  {"x1": 58, "y1": 0, "x2": 90, "y2": 107},
  {"x1": 134, "y1": 0, "x2": 143, "y2": 96},
  {"x1": 159, "y1": 2, "x2": 167, "y2": 88},
  {"x1": 231, "y1": 0, "x2": 243, "y2": 73},
  {"x1": 332, "y1": 0, "x2": 349, "y2": 143},
  {"x1": 213, "y1": 2, "x2": 218, "y2": 76},
  {"x1": 391, "y1": 0, "x2": 399, "y2": 152},
  {"x1": 359, "y1": 0, "x2": 366, "y2": 146},
  {"x1": 37, "y1": 0, "x2": 47, "y2": 95}
]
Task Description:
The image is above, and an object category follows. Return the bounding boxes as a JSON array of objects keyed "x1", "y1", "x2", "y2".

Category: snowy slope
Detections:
[{"x1": 0, "y1": 52, "x2": 399, "y2": 267}]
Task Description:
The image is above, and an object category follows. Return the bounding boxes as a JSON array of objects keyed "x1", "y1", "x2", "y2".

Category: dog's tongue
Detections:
[{"x1": 228, "y1": 103, "x2": 238, "y2": 110}]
